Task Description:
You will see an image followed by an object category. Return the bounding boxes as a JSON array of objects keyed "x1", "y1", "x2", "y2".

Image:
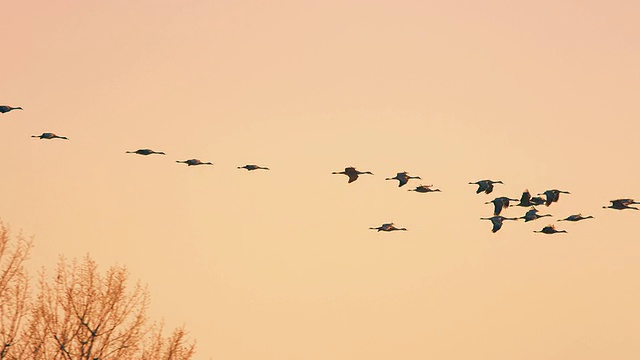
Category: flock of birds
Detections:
[
  {"x1": 2, "y1": 104, "x2": 638, "y2": 236},
  {"x1": 338, "y1": 169, "x2": 638, "y2": 234}
]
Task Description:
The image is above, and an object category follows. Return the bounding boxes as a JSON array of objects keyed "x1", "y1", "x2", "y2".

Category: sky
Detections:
[{"x1": 2, "y1": 0, "x2": 640, "y2": 359}]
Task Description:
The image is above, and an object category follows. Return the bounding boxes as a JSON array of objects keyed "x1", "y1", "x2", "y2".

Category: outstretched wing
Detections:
[
  {"x1": 475, "y1": 181, "x2": 488, "y2": 194},
  {"x1": 491, "y1": 217, "x2": 503, "y2": 233},
  {"x1": 493, "y1": 201, "x2": 503, "y2": 216},
  {"x1": 544, "y1": 191, "x2": 553, "y2": 206},
  {"x1": 485, "y1": 182, "x2": 494, "y2": 194}
]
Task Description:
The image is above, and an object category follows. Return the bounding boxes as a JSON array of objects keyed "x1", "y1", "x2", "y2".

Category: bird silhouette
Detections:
[
  {"x1": 558, "y1": 214, "x2": 594, "y2": 221},
  {"x1": 538, "y1": 189, "x2": 571, "y2": 206},
  {"x1": 603, "y1": 199, "x2": 639, "y2": 210},
  {"x1": 486, "y1": 196, "x2": 519, "y2": 216},
  {"x1": 386, "y1": 172, "x2": 421, "y2": 187},
  {"x1": 513, "y1": 189, "x2": 535, "y2": 207},
  {"x1": 239, "y1": 164, "x2": 270, "y2": 171},
  {"x1": 0, "y1": 105, "x2": 23, "y2": 113},
  {"x1": 369, "y1": 223, "x2": 408, "y2": 232},
  {"x1": 519, "y1": 207, "x2": 552, "y2": 222},
  {"x1": 408, "y1": 184, "x2": 441, "y2": 193},
  {"x1": 469, "y1": 179, "x2": 503, "y2": 194},
  {"x1": 176, "y1": 159, "x2": 213, "y2": 166},
  {"x1": 534, "y1": 225, "x2": 567, "y2": 234},
  {"x1": 332, "y1": 167, "x2": 372, "y2": 183},
  {"x1": 31, "y1": 133, "x2": 68, "y2": 140},
  {"x1": 480, "y1": 215, "x2": 518, "y2": 233},
  {"x1": 529, "y1": 196, "x2": 546, "y2": 206},
  {"x1": 126, "y1": 149, "x2": 165, "y2": 155}
]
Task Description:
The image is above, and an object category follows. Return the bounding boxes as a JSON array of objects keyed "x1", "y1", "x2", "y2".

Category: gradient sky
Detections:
[{"x1": 2, "y1": 1, "x2": 640, "y2": 359}]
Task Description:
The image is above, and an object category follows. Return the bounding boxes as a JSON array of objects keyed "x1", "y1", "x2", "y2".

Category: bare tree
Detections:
[
  {"x1": 0, "y1": 222, "x2": 196, "y2": 360},
  {"x1": 25, "y1": 255, "x2": 196, "y2": 359},
  {"x1": 0, "y1": 223, "x2": 32, "y2": 360},
  {"x1": 140, "y1": 322, "x2": 196, "y2": 360}
]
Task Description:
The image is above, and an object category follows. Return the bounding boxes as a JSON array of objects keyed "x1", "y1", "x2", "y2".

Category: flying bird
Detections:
[
  {"x1": 332, "y1": 167, "x2": 372, "y2": 183},
  {"x1": 530, "y1": 196, "x2": 546, "y2": 206},
  {"x1": 369, "y1": 223, "x2": 408, "y2": 232},
  {"x1": 176, "y1": 159, "x2": 213, "y2": 166},
  {"x1": 513, "y1": 189, "x2": 535, "y2": 207},
  {"x1": 480, "y1": 215, "x2": 518, "y2": 233},
  {"x1": 486, "y1": 196, "x2": 519, "y2": 216},
  {"x1": 0, "y1": 105, "x2": 23, "y2": 113},
  {"x1": 239, "y1": 164, "x2": 270, "y2": 171},
  {"x1": 603, "y1": 199, "x2": 639, "y2": 210},
  {"x1": 558, "y1": 214, "x2": 594, "y2": 222},
  {"x1": 469, "y1": 179, "x2": 503, "y2": 194},
  {"x1": 519, "y1": 207, "x2": 552, "y2": 222},
  {"x1": 538, "y1": 189, "x2": 571, "y2": 206},
  {"x1": 31, "y1": 132, "x2": 68, "y2": 140},
  {"x1": 386, "y1": 172, "x2": 421, "y2": 187},
  {"x1": 126, "y1": 149, "x2": 165, "y2": 155},
  {"x1": 534, "y1": 225, "x2": 567, "y2": 234},
  {"x1": 408, "y1": 184, "x2": 442, "y2": 193}
]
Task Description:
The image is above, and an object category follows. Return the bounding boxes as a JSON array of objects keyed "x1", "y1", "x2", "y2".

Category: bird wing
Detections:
[
  {"x1": 492, "y1": 201, "x2": 502, "y2": 215},
  {"x1": 347, "y1": 173, "x2": 359, "y2": 183},
  {"x1": 491, "y1": 217, "x2": 503, "y2": 232},
  {"x1": 611, "y1": 199, "x2": 629, "y2": 207},
  {"x1": 476, "y1": 181, "x2": 488, "y2": 193},
  {"x1": 501, "y1": 198, "x2": 511, "y2": 209}
]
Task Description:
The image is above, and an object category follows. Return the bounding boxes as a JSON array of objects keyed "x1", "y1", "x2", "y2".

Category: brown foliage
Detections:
[
  {"x1": 0, "y1": 223, "x2": 196, "y2": 360},
  {"x1": 0, "y1": 224, "x2": 33, "y2": 359}
]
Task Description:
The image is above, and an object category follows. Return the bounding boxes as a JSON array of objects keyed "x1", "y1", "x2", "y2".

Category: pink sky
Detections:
[{"x1": 2, "y1": 1, "x2": 640, "y2": 359}]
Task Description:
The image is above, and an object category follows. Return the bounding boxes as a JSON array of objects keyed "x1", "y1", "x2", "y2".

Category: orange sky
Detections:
[{"x1": 2, "y1": 1, "x2": 640, "y2": 359}]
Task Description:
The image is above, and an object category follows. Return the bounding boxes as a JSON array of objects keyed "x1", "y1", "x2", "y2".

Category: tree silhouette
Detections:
[
  {"x1": 0, "y1": 223, "x2": 195, "y2": 360},
  {"x1": 0, "y1": 223, "x2": 32, "y2": 359}
]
